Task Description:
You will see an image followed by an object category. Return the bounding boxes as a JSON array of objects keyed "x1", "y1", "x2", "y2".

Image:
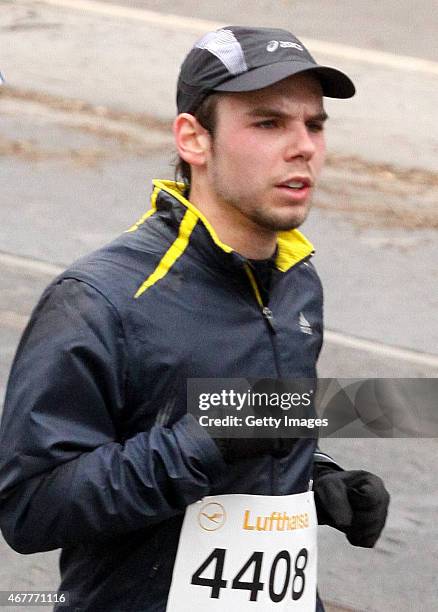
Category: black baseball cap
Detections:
[{"x1": 177, "y1": 26, "x2": 355, "y2": 114}]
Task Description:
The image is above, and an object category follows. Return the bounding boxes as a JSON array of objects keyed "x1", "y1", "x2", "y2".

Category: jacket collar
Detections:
[{"x1": 151, "y1": 179, "x2": 314, "y2": 272}]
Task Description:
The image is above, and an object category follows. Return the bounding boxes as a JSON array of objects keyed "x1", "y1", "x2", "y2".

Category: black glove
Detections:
[{"x1": 313, "y1": 465, "x2": 390, "y2": 548}]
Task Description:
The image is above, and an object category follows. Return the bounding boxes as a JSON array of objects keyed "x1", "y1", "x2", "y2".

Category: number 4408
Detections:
[{"x1": 191, "y1": 547, "x2": 308, "y2": 602}]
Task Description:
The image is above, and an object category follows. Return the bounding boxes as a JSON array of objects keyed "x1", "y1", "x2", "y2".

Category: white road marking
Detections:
[
  {"x1": 38, "y1": 0, "x2": 222, "y2": 32},
  {"x1": 2, "y1": 251, "x2": 438, "y2": 367},
  {"x1": 0, "y1": 252, "x2": 63, "y2": 276},
  {"x1": 325, "y1": 330, "x2": 438, "y2": 369},
  {"x1": 38, "y1": 0, "x2": 438, "y2": 76}
]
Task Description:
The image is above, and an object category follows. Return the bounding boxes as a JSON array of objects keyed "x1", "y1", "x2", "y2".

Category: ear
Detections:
[{"x1": 173, "y1": 113, "x2": 211, "y2": 169}]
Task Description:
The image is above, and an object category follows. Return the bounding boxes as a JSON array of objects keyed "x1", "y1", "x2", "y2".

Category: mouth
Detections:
[{"x1": 275, "y1": 177, "x2": 313, "y2": 202}]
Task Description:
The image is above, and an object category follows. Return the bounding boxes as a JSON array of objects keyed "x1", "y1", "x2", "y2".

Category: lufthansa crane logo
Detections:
[{"x1": 198, "y1": 502, "x2": 226, "y2": 531}]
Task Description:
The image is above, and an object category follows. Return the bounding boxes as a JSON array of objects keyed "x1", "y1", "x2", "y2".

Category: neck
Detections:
[{"x1": 188, "y1": 181, "x2": 277, "y2": 260}]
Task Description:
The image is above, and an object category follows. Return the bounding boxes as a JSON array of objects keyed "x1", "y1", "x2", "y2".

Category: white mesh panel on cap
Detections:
[{"x1": 195, "y1": 29, "x2": 248, "y2": 75}]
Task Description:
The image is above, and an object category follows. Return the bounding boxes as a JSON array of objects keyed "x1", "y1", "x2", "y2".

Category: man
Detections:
[{"x1": 0, "y1": 27, "x2": 389, "y2": 611}]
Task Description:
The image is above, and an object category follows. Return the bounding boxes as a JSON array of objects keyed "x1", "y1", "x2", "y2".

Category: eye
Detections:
[
  {"x1": 307, "y1": 122, "x2": 324, "y2": 133},
  {"x1": 255, "y1": 119, "x2": 279, "y2": 129}
]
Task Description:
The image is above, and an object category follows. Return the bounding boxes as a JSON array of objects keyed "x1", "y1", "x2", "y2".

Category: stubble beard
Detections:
[
  {"x1": 243, "y1": 201, "x2": 311, "y2": 232},
  {"x1": 210, "y1": 165, "x2": 312, "y2": 232}
]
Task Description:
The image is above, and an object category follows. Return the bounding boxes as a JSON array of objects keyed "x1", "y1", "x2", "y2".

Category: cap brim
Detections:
[{"x1": 213, "y1": 60, "x2": 355, "y2": 99}]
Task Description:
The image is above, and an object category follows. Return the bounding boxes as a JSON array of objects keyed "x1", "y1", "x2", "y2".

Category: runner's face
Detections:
[{"x1": 206, "y1": 73, "x2": 327, "y2": 232}]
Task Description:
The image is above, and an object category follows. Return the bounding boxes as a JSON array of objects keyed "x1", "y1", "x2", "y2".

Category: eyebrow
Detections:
[{"x1": 246, "y1": 108, "x2": 329, "y2": 122}]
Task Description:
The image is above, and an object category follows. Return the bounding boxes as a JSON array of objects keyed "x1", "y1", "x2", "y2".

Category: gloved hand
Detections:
[{"x1": 313, "y1": 465, "x2": 390, "y2": 547}]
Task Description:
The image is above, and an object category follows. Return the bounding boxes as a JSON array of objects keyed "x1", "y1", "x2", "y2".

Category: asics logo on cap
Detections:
[{"x1": 266, "y1": 40, "x2": 304, "y2": 52}]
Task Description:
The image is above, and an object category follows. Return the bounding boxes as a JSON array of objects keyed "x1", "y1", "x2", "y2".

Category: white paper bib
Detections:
[{"x1": 166, "y1": 492, "x2": 317, "y2": 611}]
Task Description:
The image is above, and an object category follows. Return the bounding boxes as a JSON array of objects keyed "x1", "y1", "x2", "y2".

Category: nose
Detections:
[{"x1": 283, "y1": 123, "x2": 316, "y2": 162}]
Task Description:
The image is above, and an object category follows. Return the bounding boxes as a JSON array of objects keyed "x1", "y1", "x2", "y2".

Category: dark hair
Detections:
[{"x1": 174, "y1": 93, "x2": 220, "y2": 195}]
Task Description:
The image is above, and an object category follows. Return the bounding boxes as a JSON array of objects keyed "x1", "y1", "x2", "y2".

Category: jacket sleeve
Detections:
[
  {"x1": 313, "y1": 448, "x2": 343, "y2": 470},
  {"x1": 0, "y1": 279, "x2": 225, "y2": 554}
]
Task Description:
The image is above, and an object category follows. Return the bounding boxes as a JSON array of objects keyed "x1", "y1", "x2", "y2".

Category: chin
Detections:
[
  {"x1": 249, "y1": 204, "x2": 311, "y2": 233},
  {"x1": 270, "y1": 212, "x2": 309, "y2": 232}
]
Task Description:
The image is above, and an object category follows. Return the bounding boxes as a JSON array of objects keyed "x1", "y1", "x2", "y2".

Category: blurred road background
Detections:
[{"x1": 1, "y1": 1, "x2": 438, "y2": 610}]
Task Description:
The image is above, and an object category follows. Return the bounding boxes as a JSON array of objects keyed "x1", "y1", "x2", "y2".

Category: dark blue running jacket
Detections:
[{"x1": 0, "y1": 180, "x2": 331, "y2": 611}]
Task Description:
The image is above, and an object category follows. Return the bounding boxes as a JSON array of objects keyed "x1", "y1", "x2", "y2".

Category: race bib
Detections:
[{"x1": 166, "y1": 492, "x2": 317, "y2": 611}]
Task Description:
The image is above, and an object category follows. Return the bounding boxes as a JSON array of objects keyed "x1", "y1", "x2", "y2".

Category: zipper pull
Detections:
[
  {"x1": 262, "y1": 306, "x2": 276, "y2": 333},
  {"x1": 148, "y1": 561, "x2": 161, "y2": 578}
]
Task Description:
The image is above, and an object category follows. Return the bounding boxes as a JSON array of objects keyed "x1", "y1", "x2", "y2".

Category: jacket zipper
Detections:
[
  {"x1": 148, "y1": 560, "x2": 161, "y2": 578},
  {"x1": 244, "y1": 264, "x2": 282, "y2": 377},
  {"x1": 244, "y1": 263, "x2": 279, "y2": 493}
]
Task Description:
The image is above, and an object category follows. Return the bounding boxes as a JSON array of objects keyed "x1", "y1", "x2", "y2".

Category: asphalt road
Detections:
[
  {"x1": 1, "y1": 2, "x2": 437, "y2": 611},
  {"x1": 100, "y1": 0, "x2": 438, "y2": 62}
]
